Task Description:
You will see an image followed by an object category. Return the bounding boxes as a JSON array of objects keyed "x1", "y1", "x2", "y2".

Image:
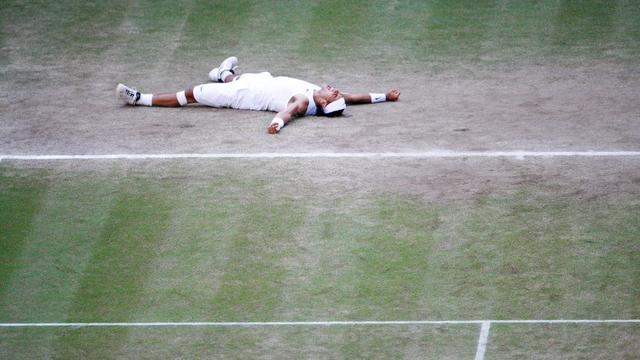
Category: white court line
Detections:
[
  {"x1": 1, "y1": 151, "x2": 640, "y2": 161},
  {"x1": 474, "y1": 322, "x2": 491, "y2": 360},
  {"x1": 1, "y1": 319, "x2": 639, "y2": 327}
]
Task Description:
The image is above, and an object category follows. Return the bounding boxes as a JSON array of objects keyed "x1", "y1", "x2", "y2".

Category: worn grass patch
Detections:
[{"x1": 489, "y1": 324, "x2": 640, "y2": 359}]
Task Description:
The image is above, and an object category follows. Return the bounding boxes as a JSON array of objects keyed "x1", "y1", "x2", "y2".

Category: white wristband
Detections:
[
  {"x1": 370, "y1": 93, "x2": 386, "y2": 103},
  {"x1": 270, "y1": 117, "x2": 285, "y2": 131}
]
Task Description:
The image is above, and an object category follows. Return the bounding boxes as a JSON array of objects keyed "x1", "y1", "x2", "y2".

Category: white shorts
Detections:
[{"x1": 193, "y1": 72, "x2": 274, "y2": 111}]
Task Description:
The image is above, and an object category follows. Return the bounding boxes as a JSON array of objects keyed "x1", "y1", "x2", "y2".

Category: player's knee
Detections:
[{"x1": 185, "y1": 88, "x2": 196, "y2": 103}]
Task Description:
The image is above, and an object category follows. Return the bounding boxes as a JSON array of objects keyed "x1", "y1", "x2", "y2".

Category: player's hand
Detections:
[
  {"x1": 386, "y1": 89, "x2": 401, "y2": 101},
  {"x1": 267, "y1": 123, "x2": 280, "y2": 134}
]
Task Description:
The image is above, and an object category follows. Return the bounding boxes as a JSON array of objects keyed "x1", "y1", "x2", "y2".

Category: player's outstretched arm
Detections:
[
  {"x1": 267, "y1": 95, "x2": 309, "y2": 134},
  {"x1": 343, "y1": 89, "x2": 400, "y2": 105}
]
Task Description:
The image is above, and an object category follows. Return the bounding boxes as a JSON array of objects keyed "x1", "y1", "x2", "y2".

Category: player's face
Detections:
[{"x1": 319, "y1": 84, "x2": 343, "y2": 103}]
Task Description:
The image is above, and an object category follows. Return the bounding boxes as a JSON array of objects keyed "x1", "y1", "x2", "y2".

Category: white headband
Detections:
[{"x1": 323, "y1": 97, "x2": 346, "y2": 115}]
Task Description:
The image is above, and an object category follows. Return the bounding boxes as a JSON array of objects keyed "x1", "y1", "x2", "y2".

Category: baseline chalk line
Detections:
[
  {"x1": 1, "y1": 319, "x2": 639, "y2": 327},
  {"x1": 1, "y1": 151, "x2": 640, "y2": 161}
]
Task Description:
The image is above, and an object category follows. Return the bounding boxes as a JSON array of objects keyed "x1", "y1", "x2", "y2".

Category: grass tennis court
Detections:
[{"x1": 2, "y1": 0, "x2": 640, "y2": 358}]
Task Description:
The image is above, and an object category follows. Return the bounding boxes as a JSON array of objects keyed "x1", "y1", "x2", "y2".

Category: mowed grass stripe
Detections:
[
  {"x1": 199, "y1": 187, "x2": 308, "y2": 352},
  {"x1": 177, "y1": 0, "x2": 375, "y2": 69},
  {"x1": 338, "y1": 198, "x2": 442, "y2": 357},
  {"x1": 207, "y1": 195, "x2": 307, "y2": 320},
  {"x1": 49, "y1": 174, "x2": 307, "y2": 354},
  {"x1": 581, "y1": 203, "x2": 640, "y2": 317},
  {"x1": 0, "y1": 175, "x2": 118, "y2": 322},
  {"x1": 0, "y1": 173, "x2": 119, "y2": 357},
  {"x1": 177, "y1": 0, "x2": 254, "y2": 63},
  {"x1": 0, "y1": 173, "x2": 48, "y2": 299},
  {"x1": 416, "y1": 1, "x2": 500, "y2": 62},
  {"x1": 53, "y1": 182, "x2": 172, "y2": 358},
  {"x1": 429, "y1": 195, "x2": 640, "y2": 320},
  {"x1": 125, "y1": 0, "x2": 200, "y2": 73},
  {"x1": 1, "y1": 0, "x2": 131, "y2": 64},
  {"x1": 121, "y1": 180, "x2": 234, "y2": 322},
  {"x1": 297, "y1": 0, "x2": 379, "y2": 62},
  {"x1": 120, "y1": 179, "x2": 236, "y2": 350},
  {"x1": 349, "y1": 199, "x2": 440, "y2": 319},
  {"x1": 123, "y1": 177, "x2": 307, "y2": 351},
  {"x1": 273, "y1": 195, "x2": 443, "y2": 354}
]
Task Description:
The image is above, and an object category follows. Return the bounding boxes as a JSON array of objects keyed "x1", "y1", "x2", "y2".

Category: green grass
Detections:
[
  {"x1": 0, "y1": 0, "x2": 131, "y2": 63},
  {"x1": 0, "y1": 172, "x2": 48, "y2": 299},
  {"x1": 1, "y1": 164, "x2": 638, "y2": 357},
  {"x1": 3, "y1": 0, "x2": 639, "y2": 75}
]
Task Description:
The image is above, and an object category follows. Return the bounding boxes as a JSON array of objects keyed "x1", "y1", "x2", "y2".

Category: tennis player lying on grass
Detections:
[{"x1": 117, "y1": 56, "x2": 400, "y2": 134}]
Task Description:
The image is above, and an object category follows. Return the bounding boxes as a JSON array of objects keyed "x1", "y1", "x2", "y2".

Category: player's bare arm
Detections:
[
  {"x1": 267, "y1": 94, "x2": 309, "y2": 134},
  {"x1": 343, "y1": 89, "x2": 401, "y2": 105}
]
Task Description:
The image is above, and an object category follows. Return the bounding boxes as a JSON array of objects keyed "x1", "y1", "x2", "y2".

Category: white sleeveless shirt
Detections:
[{"x1": 233, "y1": 72, "x2": 319, "y2": 115}]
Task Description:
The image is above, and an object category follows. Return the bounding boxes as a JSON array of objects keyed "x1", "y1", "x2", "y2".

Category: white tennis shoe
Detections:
[
  {"x1": 116, "y1": 83, "x2": 140, "y2": 105},
  {"x1": 208, "y1": 56, "x2": 238, "y2": 82}
]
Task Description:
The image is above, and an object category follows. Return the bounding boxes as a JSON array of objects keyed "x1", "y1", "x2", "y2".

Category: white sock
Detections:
[{"x1": 138, "y1": 93, "x2": 153, "y2": 106}]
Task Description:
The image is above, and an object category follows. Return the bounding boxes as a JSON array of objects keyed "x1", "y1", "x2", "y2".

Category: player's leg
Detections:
[
  {"x1": 192, "y1": 82, "x2": 239, "y2": 108},
  {"x1": 222, "y1": 73, "x2": 240, "y2": 83},
  {"x1": 116, "y1": 84, "x2": 196, "y2": 107},
  {"x1": 149, "y1": 88, "x2": 197, "y2": 107},
  {"x1": 116, "y1": 80, "x2": 241, "y2": 108}
]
